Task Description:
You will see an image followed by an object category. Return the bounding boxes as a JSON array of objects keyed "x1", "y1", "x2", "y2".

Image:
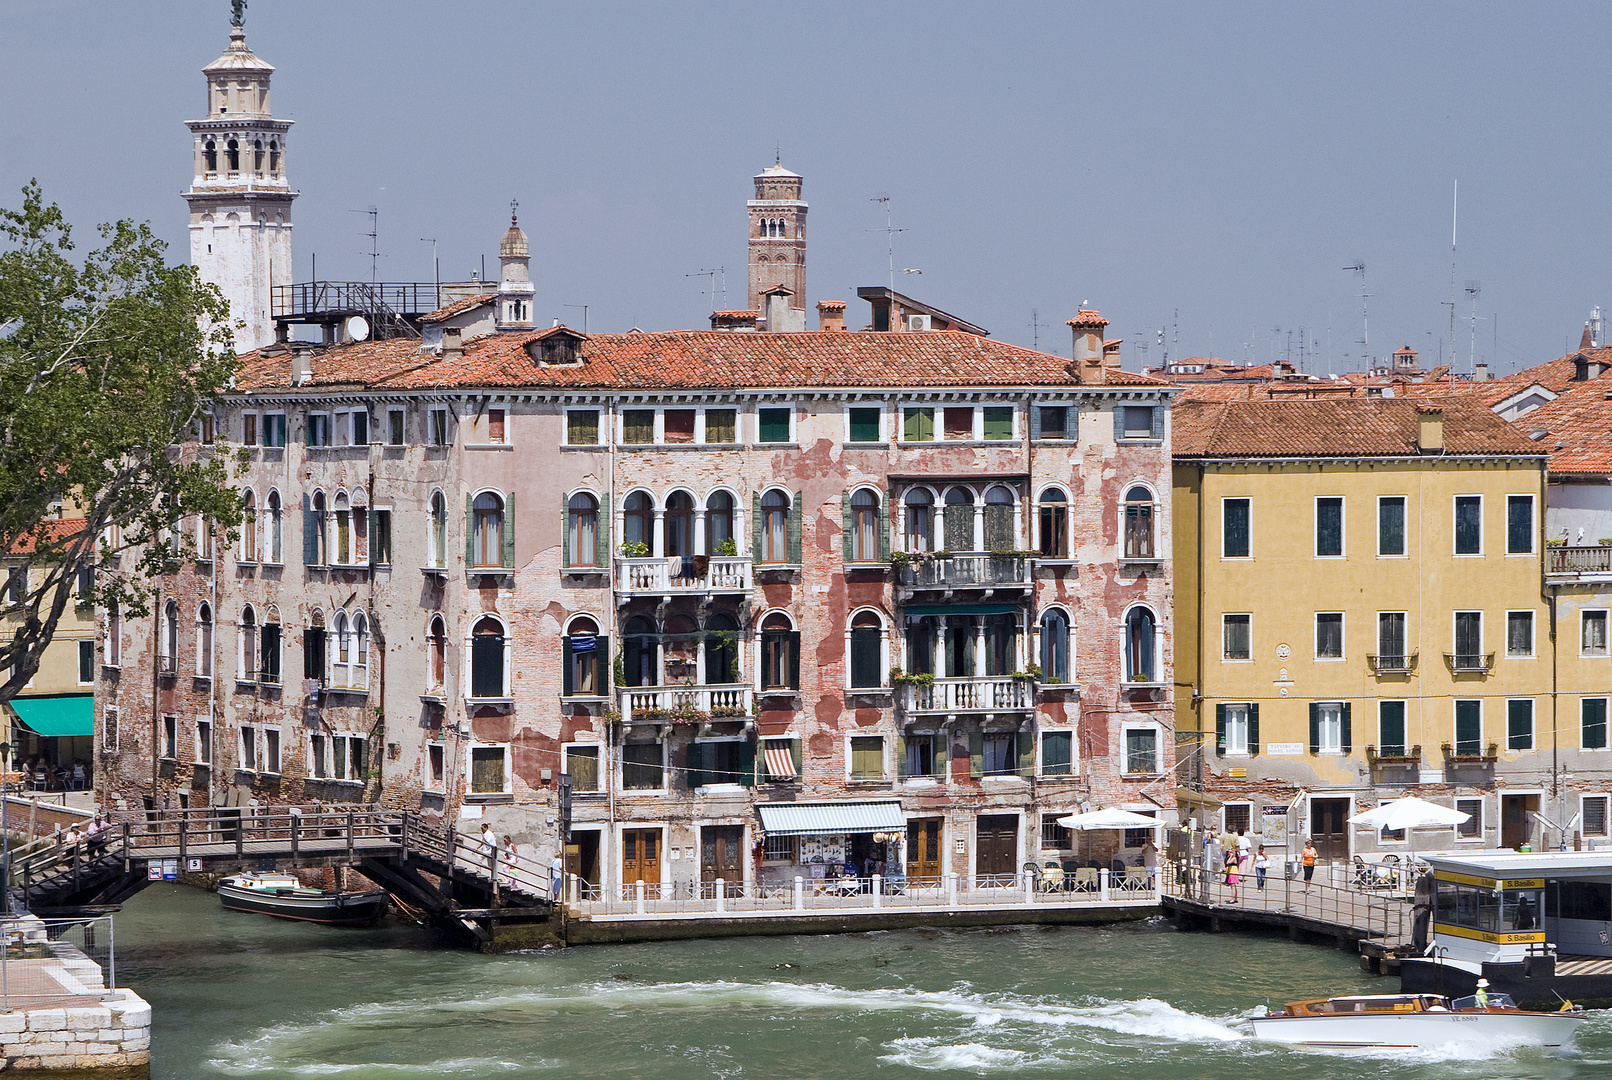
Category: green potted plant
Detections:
[
  {"x1": 619, "y1": 540, "x2": 650, "y2": 558},
  {"x1": 713, "y1": 537, "x2": 739, "y2": 557}
]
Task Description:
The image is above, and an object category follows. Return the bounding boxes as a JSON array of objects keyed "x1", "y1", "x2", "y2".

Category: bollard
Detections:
[
  {"x1": 635, "y1": 879, "x2": 646, "y2": 915},
  {"x1": 1099, "y1": 867, "x2": 1110, "y2": 901},
  {"x1": 945, "y1": 870, "x2": 958, "y2": 908},
  {"x1": 569, "y1": 872, "x2": 579, "y2": 907},
  {"x1": 872, "y1": 874, "x2": 882, "y2": 909},
  {"x1": 794, "y1": 875, "x2": 804, "y2": 912},
  {"x1": 716, "y1": 878, "x2": 726, "y2": 914},
  {"x1": 1023, "y1": 869, "x2": 1034, "y2": 904}
]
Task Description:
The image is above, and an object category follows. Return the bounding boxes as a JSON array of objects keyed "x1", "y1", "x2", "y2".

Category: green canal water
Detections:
[{"x1": 106, "y1": 884, "x2": 1612, "y2": 1079}]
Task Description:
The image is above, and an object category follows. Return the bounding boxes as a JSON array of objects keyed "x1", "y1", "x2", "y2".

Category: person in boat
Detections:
[
  {"x1": 1474, "y1": 978, "x2": 1490, "y2": 1007},
  {"x1": 1224, "y1": 848, "x2": 1241, "y2": 903}
]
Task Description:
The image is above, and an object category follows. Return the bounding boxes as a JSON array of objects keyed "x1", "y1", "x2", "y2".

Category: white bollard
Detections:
[
  {"x1": 1099, "y1": 867, "x2": 1110, "y2": 901},
  {"x1": 569, "y1": 872, "x2": 579, "y2": 907},
  {"x1": 794, "y1": 875, "x2": 804, "y2": 911},
  {"x1": 945, "y1": 870, "x2": 958, "y2": 908},
  {"x1": 716, "y1": 878, "x2": 726, "y2": 914},
  {"x1": 635, "y1": 879, "x2": 645, "y2": 915},
  {"x1": 1024, "y1": 869, "x2": 1035, "y2": 904},
  {"x1": 872, "y1": 874, "x2": 882, "y2": 909}
]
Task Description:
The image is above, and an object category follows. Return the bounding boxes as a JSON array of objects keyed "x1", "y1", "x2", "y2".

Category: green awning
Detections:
[
  {"x1": 9, "y1": 694, "x2": 94, "y2": 738},
  {"x1": 901, "y1": 603, "x2": 1020, "y2": 618}
]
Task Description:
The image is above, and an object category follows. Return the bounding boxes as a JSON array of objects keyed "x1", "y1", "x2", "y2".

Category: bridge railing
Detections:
[{"x1": 413, "y1": 823, "x2": 552, "y2": 903}]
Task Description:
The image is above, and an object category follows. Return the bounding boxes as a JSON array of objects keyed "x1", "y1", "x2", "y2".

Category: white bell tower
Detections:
[{"x1": 183, "y1": 8, "x2": 296, "y2": 353}]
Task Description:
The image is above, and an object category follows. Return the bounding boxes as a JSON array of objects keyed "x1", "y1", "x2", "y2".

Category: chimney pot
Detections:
[{"x1": 816, "y1": 300, "x2": 846, "y2": 332}]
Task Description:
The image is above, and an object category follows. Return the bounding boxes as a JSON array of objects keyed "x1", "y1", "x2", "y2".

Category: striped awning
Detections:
[
  {"x1": 762, "y1": 745, "x2": 797, "y2": 780},
  {"x1": 757, "y1": 800, "x2": 906, "y2": 838}
]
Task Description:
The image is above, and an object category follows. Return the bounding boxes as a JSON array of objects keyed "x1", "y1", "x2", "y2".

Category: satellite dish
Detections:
[{"x1": 346, "y1": 315, "x2": 370, "y2": 342}]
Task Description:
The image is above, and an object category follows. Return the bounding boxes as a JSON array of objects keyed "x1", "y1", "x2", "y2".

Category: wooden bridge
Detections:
[{"x1": 4, "y1": 806, "x2": 553, "y2": 949}]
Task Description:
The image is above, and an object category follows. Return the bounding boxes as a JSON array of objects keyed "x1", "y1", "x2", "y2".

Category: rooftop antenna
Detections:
[
  {"x1": 1343, "y1": 261, "x2": 1369, "y2": 364},
  {"x1": 1465, "y1": 280, "x2": 1483, "y2": 370},
  {"x1": 563, "y1": 304, "x2": 589, "y2": 333},
  {"x1": 1443, "y1": 180, "x2": 1458, "y2": 352},
  {"x1": 867, "y1": 195, "x2": 907, "y2": 290},
  {"x1": 419, "y1": 237, "x2": 439, "y2": 308},
  {"x1": 686, "y1": 267, "x2": 725, "y2": 312},
  {"x1": 1028, "y1": 309, "x2": 1046, "y2": 351},
  {"x1": 348, "y1": 206, "x2": 379, "y2": 288}
]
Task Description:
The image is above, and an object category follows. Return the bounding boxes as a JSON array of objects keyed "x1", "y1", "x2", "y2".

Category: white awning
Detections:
[{"x1": 757, "y1": 800, "x2": 905, "y2": 838}]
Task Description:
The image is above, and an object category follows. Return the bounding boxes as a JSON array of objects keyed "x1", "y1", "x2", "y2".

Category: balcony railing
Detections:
[
  {"x1": 618, "y1": 683, "x2": 753, "y2": 722},
  {"x1": 1366, "y1": 744, "x2": 1422, "y2": 766},
  {"x1": 615, "y1": 556, "x2": 751, "y2": 595},
  {"x1": 895, "y1": 554, "x2": 1029, "y2": 590},
  {"x1": 1443, "y1": 652, "x2": 1495, "y2": 674},
  {"x1": 1549, "y1": 544, "x2": 1612, "y2": 575},
  {"x1": 1443, "y1": 741, "x2": 1499, "y2": 764},
  {"x1": 901, "y1": 676, "x2": 1033, "y2": 713},
  {"x1": 1367, "y1": 652, "x2": 1418, "y2": 675}
]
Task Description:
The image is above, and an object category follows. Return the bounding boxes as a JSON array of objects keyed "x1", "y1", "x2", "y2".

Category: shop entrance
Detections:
[
  {"x1": 622, "y1": 828, "x2": 660, "y2": 886},
  {"x1": 701, "y1": 825, "x2": 745, "y2": 885},
  {"x1": 907, "y1": 818, "x2": 942, "y2": 879},
  {"x1": 1310, "y1": 798, "x2": 1350, "y2": 862},
  {"x1": 1501, "y1": 793, "x2": 1539, "y2": 850},
  {"x1": 976, "y1": 814, "x2": 1018, "y2": 880},
  {"x1": 564, "y1": 829, "x2": 601, "y2": 891}
]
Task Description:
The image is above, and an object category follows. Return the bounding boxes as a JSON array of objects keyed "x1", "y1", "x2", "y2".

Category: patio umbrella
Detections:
[
  {"x1": 1347, "y1": 796, "x2": 1469, "y2": 831},
  {"x1": 1057, "y1": 807, "x2": 1163, "y2": 866}
]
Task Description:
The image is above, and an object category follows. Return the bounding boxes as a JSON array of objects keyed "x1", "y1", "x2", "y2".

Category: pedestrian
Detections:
[
  {"x1": 1236, "y1": 830, "x2": 1252, "y2": 873},
  {"x1": 480, "y1": 822, "x2": 497, "y2": 874},
  {"x1": 1224, "y1": 848, "x2": 1240, "y2": 903},
  {"x1": 1141, "y1": 838, "x2": 1158, "y2": 888},
  {"x1": 550, "y1": 852, "x2": 563, "y2": 900},
  {"x1": 1301, "y1": 838, "x2": 1319, "y2": 894},
  {"x1": 1254, "y1": 845, "x2": 1269, "y2": 891},
  {"x1": 501, "y1": 836, "x2": 518, "y2": 889},
  {"x1": 70, "y1": 759, "x2": 87, "y2": 790}
]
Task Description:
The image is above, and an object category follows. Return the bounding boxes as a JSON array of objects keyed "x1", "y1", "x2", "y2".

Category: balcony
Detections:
[
  {"x1": 900, "y1": 676, "x2": 1034, "y2": 714},
  {"x1": 1548, "y1": 543, "x2": 1612, "y2": 578},
  {"x1": 618, "y1": 683, "x2": 753, "y2": 725},
  {"x1": 1366, "y1": 744, "x2": 1422, "y2": 766},
  {"x1": 1367, "y1": 652, "x2": 1418, "y2": 675},
  {"x1": 894, "y1": 554, "x2": 1030, "y2": 594},
  {"x1": 1443, "y1": 652, "x2": 1495, "y2": 674},
  {"x1": 615, "y1": 556, "x2": 751, "y2": 597},
  {"x1": 1443, "y1": 741, "x2": 1499, "y2": 765}
]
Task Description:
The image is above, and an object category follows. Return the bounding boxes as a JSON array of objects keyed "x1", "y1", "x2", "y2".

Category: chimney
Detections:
[
  {"x1": 1066, "y1": 309, "x2": 1109, "y2": 385},
  {"x1": 1475, "y1": 362, "x2": 1489, "y2": 381},
  {"x1": 442, "y1": 326, "x2": 464, "y2": 361},
  {"x1": 1102, "y1": 338, "x2": 1123, "y2": 368},
  {"x1": 291, "y1": 345, "x2": 313, "y2": 386},
  {"x1": 1417, "y1": 406, "x2": 1444, "y2": 453},
  {"x1": 762, "y1": 286, "x2": 800, "y2": 331},
  {"x1": 817, "y1": 300, "x2": 846, "y2": 332}
]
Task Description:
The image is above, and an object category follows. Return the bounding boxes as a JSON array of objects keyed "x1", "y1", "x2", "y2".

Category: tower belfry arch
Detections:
[{"x1": 747, "y1": 160, "x2": 807, "y2": 330}]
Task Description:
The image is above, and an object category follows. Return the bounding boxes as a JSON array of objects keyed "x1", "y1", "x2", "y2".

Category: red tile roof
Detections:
[
  {"x1": 5, "y1": 518, "x2": 89, "y2": 557},
  {"x1": 1508, "y1": 380, "x2": 1612, "y2": 476},
  {"x1": 1066, "y1": 309, "x2": 1109, "y2": 329},
  {"x1": 1174, "y1": 398, "x2": 1541, "y2": 459},
  {"x1": 418, "y1": 294, "x2": 496, "y2": 324}
]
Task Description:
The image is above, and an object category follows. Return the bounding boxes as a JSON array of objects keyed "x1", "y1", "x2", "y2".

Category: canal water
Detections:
[{"x1": 108, "y1": 883, "x2": 1612, "y2": 1079}]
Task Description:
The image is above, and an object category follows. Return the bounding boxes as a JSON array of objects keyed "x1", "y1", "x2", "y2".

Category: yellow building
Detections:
[{"x1": 1173, "y1": 398, "x2": 1550, "y2": 864}]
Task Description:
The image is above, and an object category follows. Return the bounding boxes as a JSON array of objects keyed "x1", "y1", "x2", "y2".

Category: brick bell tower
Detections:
[
  {"x1": 183, "y1": 4, "x2": 296, "y2": 353},
  {"x1": 747, "y1": 159, "x2": 807, "y2": 330}
]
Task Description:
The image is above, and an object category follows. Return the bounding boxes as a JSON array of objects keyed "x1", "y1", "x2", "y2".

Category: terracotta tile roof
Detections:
[
  {"x1": 1508, "y1": 380, "x2": 1612, "y2": 476},
  {"x1": 1173, "y1": 398, "x2": 1542, "y2": 459},
  {"x1": 5, "y1": 518, "x2": 88, "y2": 557},
  {"x1": 418, "y1": 293, "x2": 495, "y2": 324},
  {"x1": 1472, "y1": 347, "x2": 1612, "y2": 406},
  {"x1": 237, "y1": 329, "x2": 1172, "y2": 394},
  {"x1": 1066, "y1": 309, "x2": 1109, "y2": 329},
  {"x1": 710, "y1": 310, "x2": 759, "y2": 318}
]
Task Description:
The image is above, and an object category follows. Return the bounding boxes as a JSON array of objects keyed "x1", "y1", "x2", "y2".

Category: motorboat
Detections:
[
  {"x1": 217, "y1": 871, "x2": 390, "y2": 927},
  {"x1": 1249, "y1": 991, "x2": 1585, "y2": 1050}
]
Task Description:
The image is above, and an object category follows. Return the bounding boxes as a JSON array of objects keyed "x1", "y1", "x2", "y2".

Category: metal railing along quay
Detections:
[{"x1": 1161, "y1": 858, "x2": 1412, "y2": 947}]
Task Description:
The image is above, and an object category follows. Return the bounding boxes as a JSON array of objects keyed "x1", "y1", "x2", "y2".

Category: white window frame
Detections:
[
  {"x1": 1453, "y1": 610, "x2": 1484, "y2": 661},
  {"x1": 1315, "y1": 611, "x2": 1345, "y2": 661},
  {"x1": 195, "y1": 718, "x2": 212, "y2": 767},
  {"x1": 698, "y1": 406, "x2": 739, "y2": 446},
  {"x1": 1122, "y1": 723, "x2": 1161, "y2": 775},
  {"x1": 307, "y1": 412, "x2": 332, "y2": 448},
  {"x1": 561, "y1": 742, "x2": 602, "y2": 793},
  {"x1": 1377, "y1": 494, "x2": 1408, "y2": 558},
  {"x1": 843, "y1": 403, "x2": 885, "y2": 445},
  {"x1": 1506, "y1": 698, "x2": 1535, "y2": 752},
  {"x1": 76, "y1": 639, "x2": 95, "y2": 685},
  {"x1": 1453, "y1": 493, "x2": 1484, "y2": 557},
  {"x1": 619, "y1": 739, "x2": 668, "y2": 792},
  {"x1": 1454, "y1": 797, "x2": 1484, "y2": 842},
  {"x1": 1582, "y1": 794, "x2": 1611, "y2": 839},
  {"x1": 1505, "y1": 493, "x2": 1536, "y2": 555},
  {"x1": 1505, "y1": 609, "x2": 1536, "y2": 659},
  {"x1": 845, "y1": 734, "x2": 887, "y2": 781},
  {"x1": 900, "y1": 405, "x2": 936, "y2": 444},
  {"x1": 1222, "y1": 703, "x2": 1250, "y2": 756},
  {"x1": 240, "y1": 410, "x2": 259, "y2": 447},
  {"x1": 1315, "y1": 701, "x2": 1344, "y2": 755},
  {"x1": 564, "y1": 408, "x2": 601, "y2": 447},
  {"x1": 428, "y1": 407, "x2": 452, "y2": 447},
  {"x1": 263, "y1": 725, "x2": 282, "y2": 775},
  {"x1": 1315, "y1": 495, "x2": 1346, "y2": 558},
  {"x1": 161, "y1": 715, "x2": 177, "y2": 760},
  {"x1": 240, "y1": 724, "x2": 257, "y2": 772},
  {"x1": 1037, "y1": 726, "x2": 1077, "y2": 777},
  {"x1": 465, "y1": 614, "x2": 513, "y2": 701},
  {"x1": 426, "y1": 743, "x2": 446, "y2": 792},
  {"x1": 693, "y1": 736, "x2": 748, "y2": 789},
  {"x1": 753, "y1": 403, "x2": 795, "y2": 446},
  {"x1": 1582, "y1": 610, "x2": 1609, "y2": 658},
  {"x1": 1583, "y1": 696, "x2": 1610, "y2": 751},
  {"x1": 386, "y1": 407, "x2": 406, "y2": 447},
  {"x1": 1221, "y1": 613, "x2": 1252, "y2": 662},
  {"x1": 262, "y1": 411, "x2": 287, "y2": 448},
  {"x1": 1221, "y1": 496, "x2": 1252, "y2": 560}
]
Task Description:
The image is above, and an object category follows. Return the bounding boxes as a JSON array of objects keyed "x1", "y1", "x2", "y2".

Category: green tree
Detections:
[{"x1": 0, "y1": 181, "x2": 243, "y2": 702}]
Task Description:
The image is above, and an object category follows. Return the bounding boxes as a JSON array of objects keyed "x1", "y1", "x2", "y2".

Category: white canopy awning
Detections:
[
  {"x1": 757, "y1": 800, "x2": 906, "y2": 838},
  {"x1": 1348, "y1": 796, "x2": 1469, "y2": 831},
  {"x1": 1057, "y1": 807, "x2": 1162, "y2": 832}
]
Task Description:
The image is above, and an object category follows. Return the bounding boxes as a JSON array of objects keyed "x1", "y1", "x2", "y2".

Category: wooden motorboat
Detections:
[
  {"x1": 1249, "y1": 991, "x2": 1585, "y2": 1050},
  {"x1": 217, "y1": 871, "x2": 390, "y2": 927}
]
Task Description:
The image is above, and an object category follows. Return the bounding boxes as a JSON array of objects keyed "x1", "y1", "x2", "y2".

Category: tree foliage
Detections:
[{"x1": 0, "y1": 181, "x2": 243, "y2": 701}]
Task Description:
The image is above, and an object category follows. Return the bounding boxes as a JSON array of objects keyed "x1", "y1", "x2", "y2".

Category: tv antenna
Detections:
[
  {"x1": 419, "y1": 237, "x2": 439, "y2": 308},
  {"x1": 1465, "y1": 280, "x2": 1483, "y2": 370},
  {"x1": 867, "y1": 196, "x2": 907, "y2": 290},
  {"x1": 348, "y1": 206, "x2": 380, "y2": 288},
  {"x1": 1443, "y1": 180, "x2": 1459, "y2": 351},
  {"x1": 1028, "y1": 309, "x2": 1047, "y2": 351},
  {"x1": 686, "y1": 267, "x2": 725, "y2": 312},
  {"x1": 563, "y1": 304, "x2": 589, "y2": 333},
  {"x1": 1343, "y1": 261, "x2": 1369, "y2": 362}
]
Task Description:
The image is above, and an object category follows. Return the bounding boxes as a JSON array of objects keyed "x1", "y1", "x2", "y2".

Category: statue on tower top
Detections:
[{"x1": 231, "y1": 0, "x2": 247, "y2": 29}]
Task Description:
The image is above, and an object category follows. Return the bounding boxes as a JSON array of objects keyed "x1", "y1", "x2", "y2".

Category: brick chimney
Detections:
[
  {"x1": 817, "y1": 300, "x2": 846, "y2": 332},
  {"x1": 442, "y1": 326, "x2": 464, "y2": 361},
  {"x1": 1067, "y1": 309, "x2": 1109, "y2": 385},
  {"x1": 1417, "y1": 406, "x2": 1444, "y2": 453}
]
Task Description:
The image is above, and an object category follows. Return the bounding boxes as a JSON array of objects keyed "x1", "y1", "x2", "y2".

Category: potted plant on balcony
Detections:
[
  {"x1": 666, "y1": 702, "x2": 710, "y2": 727},
  {"x1": 619, "y1": 540, "x2": 650, "y2": 558},
  {"x1": 713, "y1": 537, "x2": 739, "y2": 557}
]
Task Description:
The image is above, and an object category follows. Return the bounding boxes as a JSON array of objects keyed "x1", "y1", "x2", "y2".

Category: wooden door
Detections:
[
  {"x1": 1502, "y1": 794, "x2": 1539, "y2": 850},
  {"x1": 622, "y1": 828, "x2": 660, "y2": 886},
  {"x1": 907, "y1": 819, "x2": 942, "y2": 879},
  {"x1": 1310, "y1": 798, "x2": 1349, "y2": 862},
  {"x1": 976, "y1": 814, "x2": 1019, "y2": 878},
  {"x1": 701, "y1": 825, "x2": 744, "y2": 885}
]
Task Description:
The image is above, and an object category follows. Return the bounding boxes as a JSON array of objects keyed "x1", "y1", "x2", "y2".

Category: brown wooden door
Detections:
[
  {"x1": 1502, "y1": 794, "x2": 1539, "y2": 850},
  {"x1": 1310, "y1": 798, "x2": 1350, "y2": 863},
  {"x1": 976, "y1": 814, "x2": 1018, "y2": 878},
  {"x1": 907, "y1": 819, "x2": 942, "y2": 879},
  {"x1": 622, "y1": 828, "x2": 660, "y2": 886},
  {"x1": 701, "y1": 825, "x2": 744, "y2": 884}
]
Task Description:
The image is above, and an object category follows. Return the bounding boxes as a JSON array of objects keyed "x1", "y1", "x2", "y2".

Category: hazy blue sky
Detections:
[{"x1": 3, "y1": 1, "x2": 1609, "y2": 372}]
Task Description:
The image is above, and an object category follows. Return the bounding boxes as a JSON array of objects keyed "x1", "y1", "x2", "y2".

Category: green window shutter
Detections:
[
  {"x1": 1114, "y1": 407, "x2": 1125, "y2": 440},
  {"x1": 1309, "y1": 703, "x2": 1321, "y2": 755},
  {"x1": 1340, "y1": 702, "x2": 1352, "y2": 756},
  {"x1": 465, "y1": 493, "x2": 475, "y2": 567},
  {"x1": 1151, "y1": 406, "x2": 1165, "y2": 440},
  {"x1": 896, "y1": 735, "x2": 909, "y2": 779},
  {"x1": 685, "y1": 742, "x2": 705, "y2": 789},
  {"x1": 1015, "y1": 734, "x2": 1031, "y2": 777},
  {"x1": 787, "y1": 631, "x2": 801, "y2": 689},
  {"x1": 1215, "y1": 703, "x2": 1227, "y2": 756},
  {"x1": 841, "y1": 492, "x2": 853, "y2": 561},
  {"x1": 501, "y1": 492, "x2": 516, "y2": 568},
  {"x1": 983, "y1": 406, "x2": 1013, "y2": 441},
  {"x1": 904, "y1": 408, "x2": 919, "y2": 442},
  {"x1": 877, "y1": 495, "x2": 890, "y2": 561},
  {"x1": 560, "y1": 493, "x2": 571, "y2": 568},
  {"x1": 969, "y1": 731, "x2": 984, "y2": 779},
  {"x1": 790, "y1": 738, "x2": 803, "y2": 778},
  {"x1": 751, "y1": 491, "x2": 763, "y2": 561},
  {"x1": 738, "y1": 740, "x2": 756, "y2": 787},
  {"x1": 1029, "y1": 405, "x2": 1043, "y2": 441},
  {"x1": 788, "y1": 492, "x2": 803, "y2": 564},
  {"x1": 562, "y1": 636, "x2": 574, "y2": 696},
  {"x1": 1069, "y1": 410, "x2": 1078, "y2": 441},
  {"x1": 596, "y1": 634, "x2": 609, "y2": 692},
  {"x1": 596, "y1": 505, "x2": 611, "y2": 568},
  {"x1": 931, "y1": 733, "x2": 946, "y2": 777},
  {"x1": 302, "y1": 496, "x2": 319, "y2": 566},
  {"x1": 1248, "y1": 703, "x2": 1260, "y2": 756}
]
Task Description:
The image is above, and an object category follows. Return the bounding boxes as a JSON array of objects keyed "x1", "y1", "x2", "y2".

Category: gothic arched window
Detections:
[
  {"x1": 203, "y1": 140, "x2": 217, "y2": 173},
  {"x1": 225, "y1": 138, "x2": 240, "y2": 172}
]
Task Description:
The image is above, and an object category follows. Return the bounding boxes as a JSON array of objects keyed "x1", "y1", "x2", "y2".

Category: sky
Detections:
[{"x1": 3, "y1": 0, "x2": 1610, "y2": 374}]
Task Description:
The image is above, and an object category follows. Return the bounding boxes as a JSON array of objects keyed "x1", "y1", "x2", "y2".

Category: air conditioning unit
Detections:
[{"x1": 906, "y1": 314, "x2": 931, "y2": 332}]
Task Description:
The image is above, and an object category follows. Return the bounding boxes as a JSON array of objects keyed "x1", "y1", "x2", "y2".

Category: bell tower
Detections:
[
  {"x1": 183, "y1": 5, "x2": 296, "y2": 353},
  {"x1": 747, "y1": 160, "x2": 806, "y2": 330}
]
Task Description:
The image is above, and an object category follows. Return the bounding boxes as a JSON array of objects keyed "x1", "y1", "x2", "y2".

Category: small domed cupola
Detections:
[{"x1": 496, "y1": 204, "x2": 534, "y2": 332}]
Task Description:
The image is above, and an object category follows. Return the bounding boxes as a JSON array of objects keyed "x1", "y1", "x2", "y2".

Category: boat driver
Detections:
[{"x1": 1474, "y1": 978, "x2": 1490, "y2": 1007}]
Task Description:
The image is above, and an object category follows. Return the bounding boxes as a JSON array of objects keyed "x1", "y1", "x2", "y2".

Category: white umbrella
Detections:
[
  {"x1": 1057, "y1": 807, "x2": 1162, "y2": 831},
  {"x1": 1347, "y1": 796, "x2": 1468, "y2": 831}
]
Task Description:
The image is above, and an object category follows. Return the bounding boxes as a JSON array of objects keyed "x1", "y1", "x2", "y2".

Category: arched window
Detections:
[
  {"x1": 983, "y1": 485, "x2": 1015, "y2": 551},
  {"x1": 472, "y1": 492, "x2": 504, "y2": 567},
  {"x1": 850, "y1": 489, "x2": 880, "y2": 563},
  {"x1": 430, "y1": 491, "x2": 447, "y2": 567},
  {"x1": 663, "y1": 613, "x2": 698, "y2": 677},
  {"x1": 1038, "y1": 488, "x2": 1068, "y2": 559},
  {"x1": 242, "y1": 490, "x2": 258, "y2": 562},
  {"x1": 945, "y1": 617, "x2": 975, "y2": 677},
  {"x1": 760, "y1": 490, "x2": 790, "y2": 563},
  {"x1": 850, "y1": 611, "x2": 884, "y2": 688},
  {"x1": 944, "y1": 486, "x2": 975, "y2": 551},
  {"x1": 310, "y1": 491, "x2": 328, "y2": 565},
  {"x1": 622, "y1": 615, "x2": 657, "y2": 688},
  {"x1": 240, "y1": 605, "x2": 257, "y2": 680},
  {"x1": 225, "y1": 138, "x2": 239, "y2": 171},
  {"x1": 163, "y1": 601, "x2": 179, "y2": 671},
  {"x1": 470, "y1": 616, "x2": 507, "y2": 698},
  {"x1": 1126, "y1": 607, "x2": 1157, "y2": 682},
  {"x1": 353, "y1": 612, "x2": 369, "y2": 689},
  {"x1": 706, "y1": 491, "x2": 735, "y2": 555},
  {"x1": 565, "y1": 615, "x2": 604, "y2": 696},
  {"x1": 759, "y1": 612, "x2": 799, "y2": 690},
  {"x1": 623, "y1": 491, "x2": 652, "y2": 554},
  {"x1": 1040, "y1": 609, "x2": 1070, "y2": 683},
  {"x1": 1124, "y1": 485, "x2": 1155, "y2": 559},
  {"x1": 268, "y1": 141, "x2": 279, "y2": 175},
  {"x1": 306, "y1": 610, "x2": 326, "y2": 684},
  {"x1": 261, "y1": 607, "x2": 281, "y2": 685},
  {"x1": 567, "y1": 492, "x2": 599, "y2": 567},
  {"x1": 196, "y1": 602, "x2": 213, "y2": 677},
  {"x1": 705, "y1": 613, "x2": 740, "y2": 684},
  {"x1": 428, "y1": 615, "x2": 447, "y2": 693},
  {"x1": 334, "y1": 492, "x2": 352, "y2": 565},
  {"x1": 664, "y1": 491, "x2": 694, "y2": 558},
  {"x1": 331, "y1": 611, "x2": 351, "y2": 688},
  {"x1": 904, "y1": 489, "x2": 933, "y2": 553},
  {"x1": 252, "y1": 139, "x2": 264, "y2": 172},
  {"x1": 266, "y1": 490, "x2": 282, "y2": 563},
  {"x1": 983, "y1": 612, "x2": 1017, "y2": 675},
  {"x1": 203, "y1": 139, "x2": 217, "y2": 173},
  {"x1": 905, "y1": 614, "x2": 937, "y2": 675}
]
